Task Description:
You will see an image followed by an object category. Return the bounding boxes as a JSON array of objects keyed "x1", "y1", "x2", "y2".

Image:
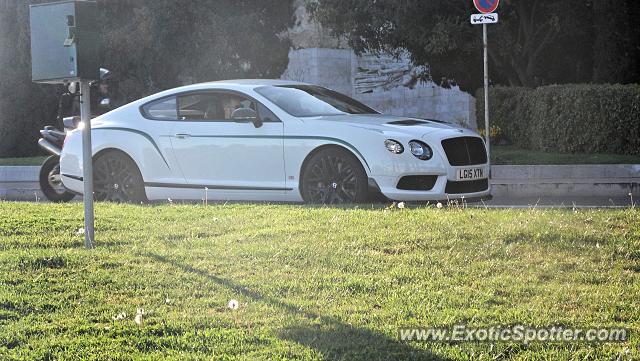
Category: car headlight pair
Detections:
[{"x1": 384, "y1": 139, "x2": 433, "y2": 160}]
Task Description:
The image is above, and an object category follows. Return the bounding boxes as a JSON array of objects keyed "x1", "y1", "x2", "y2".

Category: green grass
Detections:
[
  {"x1": 491, "y1": 145, "x2": 640, "y2": 165},
  {"x1": 0, "y1": 156, "x2": 47, "y2": 166},
  {"x1": 0, "y1": 202, "x2": 638, "y2": 360}
]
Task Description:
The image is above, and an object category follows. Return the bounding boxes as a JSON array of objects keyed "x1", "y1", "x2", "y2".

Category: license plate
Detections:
[{"x1": 456, "y1": 167, "x2": 485, "y2": 181}]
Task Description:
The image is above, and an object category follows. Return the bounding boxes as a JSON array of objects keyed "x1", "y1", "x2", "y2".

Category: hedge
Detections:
[{"x1": 477, "y1": 84, "x2": 640, "y2": 155}]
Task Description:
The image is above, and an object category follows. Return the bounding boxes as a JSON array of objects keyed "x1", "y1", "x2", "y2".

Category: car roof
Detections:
[
  {"x1": 202, "y1": 79, "x2": 310, "y2": 87},
  {"x1": 128, "y1": 79, "x2": 315, "y2": 108}
]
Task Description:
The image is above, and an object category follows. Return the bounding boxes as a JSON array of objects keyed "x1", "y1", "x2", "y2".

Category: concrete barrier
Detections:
[
  {"x1": 490, "y1": 165, "x2": 640, "y2": 198},
  {"x1": 1, "y1": 164, "x2": 638, "y2": 201},
  {"x1": 0, "y1": 166, "x2": 44, "y2": 201}
]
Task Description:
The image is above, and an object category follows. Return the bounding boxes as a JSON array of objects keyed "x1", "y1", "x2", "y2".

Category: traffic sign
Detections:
[
  {"x1": 473, "y1": 0, "x2": 500, "y2": 14},
  {"x1": 471, "y1": 13, "x2": 498, "y2": 25}
]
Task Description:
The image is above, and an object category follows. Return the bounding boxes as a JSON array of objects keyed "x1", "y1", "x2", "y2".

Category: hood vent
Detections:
[{"x1": 387, "y1": 119, "x2": 430, "y2": 126}]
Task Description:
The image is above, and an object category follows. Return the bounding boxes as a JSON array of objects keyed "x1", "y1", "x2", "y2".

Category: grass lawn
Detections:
[
  {"x1": 0, "y1": 156, "x2": 47, "y2": 166},
  {"x1": 0, "y1": 202, "x2": 638, "y2": 360},
  {"x1": 491, "y1": 145, "x2": 640, "y2": 165}
]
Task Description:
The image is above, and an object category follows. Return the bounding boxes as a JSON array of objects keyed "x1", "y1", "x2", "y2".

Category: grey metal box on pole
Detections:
[
  {"x1": 29, "y1": 0, "x2": 99, "y2": 249},
  {"x1": 30, "y1": 0, "x2": 100, "y2": 84}
]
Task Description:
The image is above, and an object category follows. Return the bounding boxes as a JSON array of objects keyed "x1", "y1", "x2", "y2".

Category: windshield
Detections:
[{"x1": 255, "y1": 85, "x2": 379, "y2": 117}]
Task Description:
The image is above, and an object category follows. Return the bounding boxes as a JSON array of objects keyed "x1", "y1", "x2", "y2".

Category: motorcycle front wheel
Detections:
[{"x1": 39, "y1": 155, "x2": 75, "y2": 203}]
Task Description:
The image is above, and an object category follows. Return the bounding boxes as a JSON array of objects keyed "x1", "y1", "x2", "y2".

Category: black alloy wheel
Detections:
[
  {"x1": 301, "y1": 148, "x2": 368, "y2": 204},
  {"x1": 93, "y1": 151, "x2": 146, "y2": 203}
]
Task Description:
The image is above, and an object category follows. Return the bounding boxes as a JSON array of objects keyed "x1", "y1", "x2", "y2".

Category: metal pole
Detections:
[
  {"x1": 80, "y1": 81, "x2": 94, "y2": 249},
  {"x1": 483, "y1": 23, "x2": 491, "y2": 163}
]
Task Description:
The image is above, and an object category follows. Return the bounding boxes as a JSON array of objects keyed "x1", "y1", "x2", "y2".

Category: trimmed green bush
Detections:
[{"x1": 477, "y1": 84, "x2": 640, "y2": 155}]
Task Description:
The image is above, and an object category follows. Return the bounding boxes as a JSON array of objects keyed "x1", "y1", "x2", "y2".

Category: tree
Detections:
[
  {"x1": 98, "y1": 0, "x2": 294, "y2": 101},
  {"x1": 592, "y1": 0, "x2": 639, "y2": 84},
  {"x1": 0, "y1": 0, "x2": 294, "y2": 157},
  {"x1": 0, "y1": 0, "x2": 59, "y2": 157},
  {"x1": 308, "y1": 0, "x2": 597, "y2": 91}
]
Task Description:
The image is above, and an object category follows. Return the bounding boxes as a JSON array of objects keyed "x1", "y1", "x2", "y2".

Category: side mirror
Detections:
[{"x1": 231, "y1": 108, "x2": 262, "y2": 128}]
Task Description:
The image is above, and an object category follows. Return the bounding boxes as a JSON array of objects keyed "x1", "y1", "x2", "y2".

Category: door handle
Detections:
[{"x1": 174, "y1": 133, "x2": 191, "y2": 139}]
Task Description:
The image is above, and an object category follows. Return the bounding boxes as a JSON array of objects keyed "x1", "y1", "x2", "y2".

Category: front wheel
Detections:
[
  {"x1": 93, "y1": 151, "x2": 147, "y2": 203},
  {"x1": 39, "y1": 155, "x2": 75, "y2": 203},
  {"x1": 300, "y1": 148, "x2": 368, "y2": 204}
]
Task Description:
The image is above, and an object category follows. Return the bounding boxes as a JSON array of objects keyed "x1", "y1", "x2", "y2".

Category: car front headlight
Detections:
[
  {"x1": 408, "y1": 140, "x2": 433, "y2": 160},
  {"x1": 384, "y1": 139, "x2": 404, "y2": 154}
]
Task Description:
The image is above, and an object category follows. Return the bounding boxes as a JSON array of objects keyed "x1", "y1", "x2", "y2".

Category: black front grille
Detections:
[
  {"x1": 445, "y1": 179, "x2": 489, "y2": 194},
  {"x1": 397, "y1": 175, "x2": 438, "y2": 191},
  {"x1": 441, "y1": 137, "x2": 487, "y2": 166}
]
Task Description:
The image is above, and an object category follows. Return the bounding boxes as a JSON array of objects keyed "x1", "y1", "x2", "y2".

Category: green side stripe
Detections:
[
  {"x1": 187, "y1": 135, "x2": 371, "y2": 171},
  {"x1": 94, "y1": 127, "x2": 171, "y2": 169},
  {"x1": 93, "y1": 128, "x2": 370, "y2": 172}
]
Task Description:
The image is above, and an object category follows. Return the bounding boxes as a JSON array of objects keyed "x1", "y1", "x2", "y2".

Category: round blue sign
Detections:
[{"x1": 473, "y1": 0, "x2": 500, "y2": 14}]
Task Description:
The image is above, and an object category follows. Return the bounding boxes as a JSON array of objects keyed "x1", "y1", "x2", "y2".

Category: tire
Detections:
[
  {"x1": 93, "y1": 151, "x2": 147, "y2": 203},
  {"x1": 39, "y1": 155, "x2": 75, "y2": 203},
  {"x1": 300, "y1": 148, "x2": 368, "y2": 204}
]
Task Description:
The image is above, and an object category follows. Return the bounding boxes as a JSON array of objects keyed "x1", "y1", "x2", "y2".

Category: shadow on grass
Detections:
[
  {"x1": 145, "y1": 252, "x2": 448, "y2": 361},
  {"x1": 502, "y1": 231, "x2": 607, "y2": 246}
]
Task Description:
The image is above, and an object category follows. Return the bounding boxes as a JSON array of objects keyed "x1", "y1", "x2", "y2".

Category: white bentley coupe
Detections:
[{"x1": 60, "y1": 79, "x2": 491, "y2": 204}]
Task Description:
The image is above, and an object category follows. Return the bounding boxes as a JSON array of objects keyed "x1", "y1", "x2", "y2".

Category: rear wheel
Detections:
[
  {"x1": 39, "y1": 155, "x2": 75, "y2": 203},
  {"x1": 300, "y1": 148, "x2": 368, "y2": 204},
  {"x1": 93, "y1": 151, "x2": 146, "y2": 203}
]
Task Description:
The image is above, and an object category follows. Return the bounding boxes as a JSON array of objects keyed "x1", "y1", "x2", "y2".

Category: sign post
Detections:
[
  {"x1": 471, "y1": 0, "x2": 500, "y2": 163},
  {"x1": 80, "y1": 81, "x2": 94, "y2": 248},
  {"x1": 483, "y1": 23, "x2": 490, "y2": 162}
]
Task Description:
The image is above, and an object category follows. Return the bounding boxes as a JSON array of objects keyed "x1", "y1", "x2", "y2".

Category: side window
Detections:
[
  {"x1": 176, "y1": 93, "x2": 257, "y2": 121},
  {"x1": 142, "y1": 96, "x2": 177, "y2": 120},
  {"x1": 219, "y1": 93, "x2": 256, "y2": 120},
  {"x1": 177, "y1": 93, "x2": 220, "y2": 120},
  {"x1": 145, "y1": 91, "x2": 281, "y2": 122}
]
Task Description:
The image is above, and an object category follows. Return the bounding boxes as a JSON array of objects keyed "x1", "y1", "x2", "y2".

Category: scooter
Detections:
[{"x1": 38, "y1": 75, "x2": 113, "y2": 202}]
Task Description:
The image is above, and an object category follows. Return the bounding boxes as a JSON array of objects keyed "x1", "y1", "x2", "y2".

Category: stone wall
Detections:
[
  {"x1": 281, "y1": 48, "x2": 353, "y2": 97},
  {"x1": 281, "y1": 48, "x2": 478, "y2": 130},
  {"x1": 280, "y1": 0, "x2": 477, "y2": 130}
]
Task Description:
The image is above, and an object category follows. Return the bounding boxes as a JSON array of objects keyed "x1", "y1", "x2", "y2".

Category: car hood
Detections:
[{"x1": 301, "y1": 114, "x2": 472, "y2": 138}]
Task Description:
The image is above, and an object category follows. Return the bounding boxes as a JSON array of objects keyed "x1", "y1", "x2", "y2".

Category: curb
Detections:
[
  {"x1": 0, "y1": 167, "x2": 44, "y2": 201},
  {"x1": 490, "y1": 165, "x2": 639, "y2": 198},
  {"x1": 1, "y1": 164, "x2": 639, "y2": 201}
]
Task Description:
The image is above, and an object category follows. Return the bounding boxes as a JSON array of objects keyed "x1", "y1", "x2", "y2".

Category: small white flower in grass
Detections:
[
  {"x1": 112, "y1": 312, "x2": 126, "y2": 321},
  {"x1": 165, "y1": 295, "x2": 171, "y2": 304},
  {"x1": 436, "y1": 202, "x2": 443, "y2": 209},
  {"x1": 77, "y1": 228, "x2": 85, "y2": 235},
  {"x1": 228, "y1": 299, "x2": 239, "y2": 310},
  {"x1": 134, "y1": 308, "x2": 145, "y2": 326},
  {"x1": 397, "y1": 202, "x2": 405, "y2": 209}
]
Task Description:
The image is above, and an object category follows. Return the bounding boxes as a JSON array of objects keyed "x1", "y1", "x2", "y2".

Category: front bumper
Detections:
[
  {"x1": 373, "y1": 167, "x2": 492, "y2": 202},
  {"x1": 60, "y1": 173, "x2": 84, "y2": 195}
]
